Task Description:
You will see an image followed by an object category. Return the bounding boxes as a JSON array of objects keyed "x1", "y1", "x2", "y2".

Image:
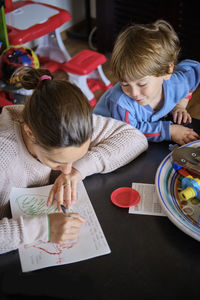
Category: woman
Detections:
[{"x1": 0, "y1": 66, "x2": 148, "y2": 254}]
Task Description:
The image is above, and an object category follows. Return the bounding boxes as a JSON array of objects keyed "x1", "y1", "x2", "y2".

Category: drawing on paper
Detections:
[
  {"x1": 24, "y1": 241, "x2": 77, "y2": 264},
  {"x1": 10, "y1": 183, "x2": 111, "y2": 272},
  {"x1": 16, "y1": 193, "x2": 57, "y2": 215}
]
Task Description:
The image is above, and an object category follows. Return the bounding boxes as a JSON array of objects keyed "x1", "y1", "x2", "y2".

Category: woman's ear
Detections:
[{"x1": 23, "y1": 124, "x2": 35, "y2": 142}]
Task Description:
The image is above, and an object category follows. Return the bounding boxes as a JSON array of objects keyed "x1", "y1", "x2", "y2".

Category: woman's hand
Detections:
[
  {"x1": 47, "y1": 167, "x2": 82, "y2": 211},
  {"x1": 48, "y1": 213, "x2": 86, "y2": 244}
]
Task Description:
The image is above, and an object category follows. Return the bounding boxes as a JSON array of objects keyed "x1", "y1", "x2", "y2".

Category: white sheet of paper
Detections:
[
  {"x1": 129, "y1": 182, "x2": 166, "y2": 216},
  {"x1": 10, "y1": 181, "x2": 111, "y2": 272}
]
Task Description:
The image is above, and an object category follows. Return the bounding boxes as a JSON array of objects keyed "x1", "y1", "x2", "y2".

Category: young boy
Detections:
[{"x1": 93, "y1": 20, "x2": 200, "y2": 145}]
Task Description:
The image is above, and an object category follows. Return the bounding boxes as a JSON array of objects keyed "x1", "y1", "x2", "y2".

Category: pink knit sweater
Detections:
[{"x1": 0, "y1": 105, "x2": 148, "y2": 253}]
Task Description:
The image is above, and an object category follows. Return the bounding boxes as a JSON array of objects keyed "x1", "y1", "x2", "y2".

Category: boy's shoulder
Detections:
[
  {"x1": 164, "y1": 59, "x2": 200, "y2": 100},
  {"x1": 102, "y1": 82, "x2": 135, "y2": 106},
  {"x1": 175, "y1": 59, "x2": 200, "y2": 72},
  {"x1": 171, "y1": 59, "x2": 200, "y2": 85},
  {"x1": 102, "y1": 82, "x2": 123, "y2": 100}
]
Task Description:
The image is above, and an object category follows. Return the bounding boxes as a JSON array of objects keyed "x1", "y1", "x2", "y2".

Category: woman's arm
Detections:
[
  {"x1": 0, "y1": 214, "x2": 48, "y2": 254},
  {"x1": 73, "y1": 114, "x2": 148, "y2": 179},
  {"x1": 0, "y1": 211, "x2": 85, "y2": 254}
]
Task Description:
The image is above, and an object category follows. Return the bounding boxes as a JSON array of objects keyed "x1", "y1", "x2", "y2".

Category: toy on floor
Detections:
[
  {"x1": 0, "y1": 45, "x2": 39, "y2": 82},
  {"x1": 0, "y1": 45, "x2": 39, "y2": 107},
  {"x1": 2, "y1": 0, "x2": 113, "y2": 108}
]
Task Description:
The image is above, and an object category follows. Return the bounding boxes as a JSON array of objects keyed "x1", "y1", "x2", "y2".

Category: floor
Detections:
[{"x1": 60, "y1": 31, "x2": 200, "y2": 119}]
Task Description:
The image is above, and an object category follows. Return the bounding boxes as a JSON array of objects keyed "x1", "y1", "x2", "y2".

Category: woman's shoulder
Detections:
[
  {"x1": 0, "y1": 105, "x2": 24, "y2": 130},
  {"x1": 0, "y1": 106, "x2": 22, "y2": 171}
]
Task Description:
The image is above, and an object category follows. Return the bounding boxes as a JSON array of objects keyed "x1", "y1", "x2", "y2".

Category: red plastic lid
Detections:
[{"x1": 111, "y1": 187, "x2": 140, "y2": 208}]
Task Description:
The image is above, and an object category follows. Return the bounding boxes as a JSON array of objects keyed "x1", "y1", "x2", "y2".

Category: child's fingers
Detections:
[
  {"x1": 190, "y1": 132, "x2": 199, "y2": 140},
  {"x1": 177, "y1": 113, "x2": 183, "y2": 125},
  {"x1": 188, "y1": 128, "x2": 199, "y2": 137},
  {"x1": 184, "y1": 130, "x2": 199, "y2": 144},
  {"x1": 194, "y1": 131, "x2": 199, "y2": 138},
  {"x1": 187, "y1": 114, "x2": 192, "y2": 124},
  {"x1": 173, "y1": 110, "x2": 191, "y2": 125},
  {"x1": 182, "y1": 113, "x2": 192, "y2": 124},
  {"x1": 173, "y1": 110, "x2": 184, "y2": 124},
  {"x1": 173, "y1": 111, "x2": 178, "y2": 123},
  {"x1": 182, "y1": 113, "x2": 188, "y2": 124}
]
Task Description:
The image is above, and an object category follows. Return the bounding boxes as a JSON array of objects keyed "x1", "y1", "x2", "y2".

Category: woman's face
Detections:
[
  {"x1": 33, "y1": 139, "x2": 90, "y2": 174},
  {"x1": 22, "y1": 124, "x2": 91, "y2": 174}
]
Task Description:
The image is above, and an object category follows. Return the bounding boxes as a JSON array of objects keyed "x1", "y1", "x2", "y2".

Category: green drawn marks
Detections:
[{"x1": 16, "y1": 194, "x2": 58, "y2": 215}]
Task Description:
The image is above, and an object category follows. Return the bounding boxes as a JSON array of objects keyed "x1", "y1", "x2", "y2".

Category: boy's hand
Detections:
[
  {"x1": 170, "y1": 124, "x2": 199, "y2": 145},
  {"x1": 47, "y1": 168, "x2": 82, "y2": 211},
  {"x1": 172, "y1": 106, "x2": 192, "y2": 124}
]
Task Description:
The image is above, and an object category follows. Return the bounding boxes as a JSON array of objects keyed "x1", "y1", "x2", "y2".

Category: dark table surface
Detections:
[{"x1": 1, "y1": 119, "x2": 200, "y2": 300}]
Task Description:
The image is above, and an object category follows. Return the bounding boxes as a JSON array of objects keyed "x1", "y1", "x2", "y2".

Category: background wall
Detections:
[{"x1": 96, "y1": 0, "x2": 200, "y2": 61}]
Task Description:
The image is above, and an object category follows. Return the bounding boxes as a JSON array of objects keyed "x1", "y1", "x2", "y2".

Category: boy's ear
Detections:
[
  {"x1": 168, "y1": 63, "x2": 174, "y2": 74},
  {"x1": 164, "y1": 63, "x2": 174, "y2": 80}
]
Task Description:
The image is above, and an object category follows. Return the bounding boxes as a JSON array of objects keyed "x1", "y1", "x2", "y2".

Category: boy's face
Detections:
[{"x1": 121, "y1": 74, "x2": 170, "y2": 107}]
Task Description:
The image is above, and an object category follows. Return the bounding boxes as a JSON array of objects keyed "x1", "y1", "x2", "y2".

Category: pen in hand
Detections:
[
  {"x1": 60, "y1": 204, "x2": 69, "y2": 214},
  {"x1": 60, "y1": 204, "x2": 83, "y2": 246}
]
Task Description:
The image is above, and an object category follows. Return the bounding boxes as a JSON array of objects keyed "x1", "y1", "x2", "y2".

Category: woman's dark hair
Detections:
[{"x1": 12, "y1": 66, "x2": 93, "y2": 149}]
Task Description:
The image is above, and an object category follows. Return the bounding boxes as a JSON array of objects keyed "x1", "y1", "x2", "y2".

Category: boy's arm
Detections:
[
  {"x1": 176, "y1": 96, "x2": 191, "y2": 109},
  {"x1": 110, "y1": 102, "x2": 172, "y2": 142},
  {"x1": 125, "y1": 106, "x2": 198, "y2": 145}
]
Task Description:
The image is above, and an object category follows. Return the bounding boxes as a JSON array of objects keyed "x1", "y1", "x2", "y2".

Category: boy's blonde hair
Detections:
[{"x1": 111, "y1": 19, "x2": 180, "y2": 82}]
